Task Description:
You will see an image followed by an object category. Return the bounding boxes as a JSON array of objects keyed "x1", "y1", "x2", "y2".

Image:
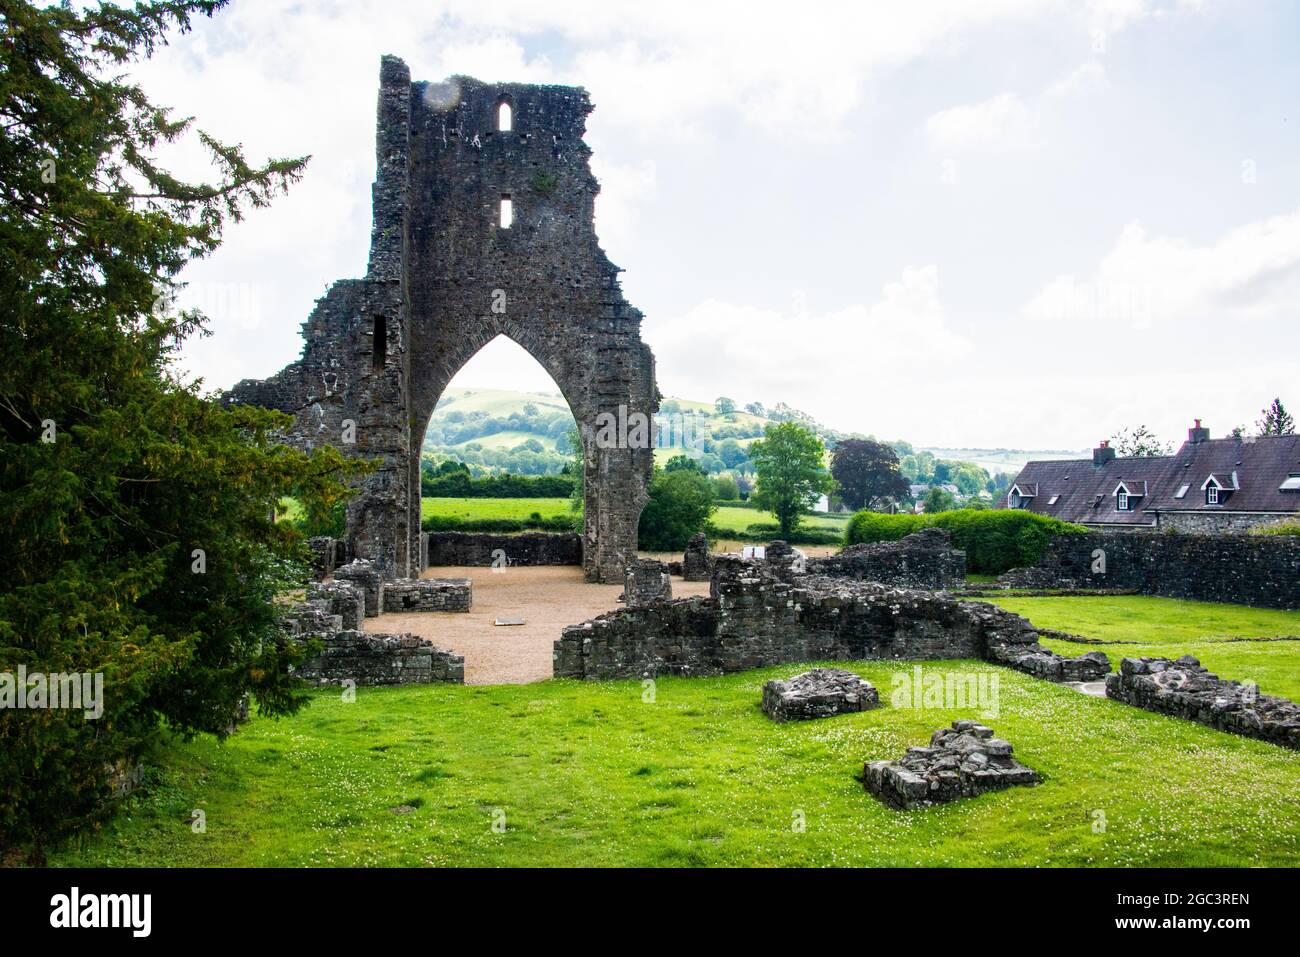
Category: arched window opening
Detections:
[{"x1": 497, "y1": 101, "x2": 512, "y2": 132}]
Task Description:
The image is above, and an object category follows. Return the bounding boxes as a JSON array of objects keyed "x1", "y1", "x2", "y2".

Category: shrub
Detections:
[
  {"x1": 844, "y1": 509, "x2": 1088, "y2": 574},
  {"x1": 1250, "y1": 518, "x2": 1300, "y2": 537},
  {"x1": 421, "y1": 472, "x2": 575, "y2": 499},
  {"x1": 638, "y1": 469, "x2": 717, "y2": 551},
  {"x1": 421, "y1": 514, "x2": 577, "y2": 534}
]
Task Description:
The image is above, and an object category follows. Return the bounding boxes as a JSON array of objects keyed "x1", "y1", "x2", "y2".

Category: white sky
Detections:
[{"x1": 134, "y1": 0, "x2": 1300, "y2": 449}]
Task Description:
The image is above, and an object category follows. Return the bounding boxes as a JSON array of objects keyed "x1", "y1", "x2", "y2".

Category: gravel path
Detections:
[{"x1": 365, "y1": 565, "x2": 713, "y2": 685}]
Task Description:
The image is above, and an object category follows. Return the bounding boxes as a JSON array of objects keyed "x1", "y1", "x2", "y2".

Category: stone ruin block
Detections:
[
  {"x1": 419, "y1": 531, "x2": 429, "y2": 571},
  {"x1": 761, "y1": 668, "x2": 880, "y2": 722},
  {"x1": 306, "y1": 536, "x2": 337, "y2": 581},
  {"x1": 334, "y1": 558, "x2": 383, "y2": 618},
  {"x1": 808, "y1": 528, "x2": 965, "y2": 590},
  {"x1": 682, "y1": 532, "x2": 712, "y2": 582},
  {"x1": 308, "y1": 580, "x2": 365, "y2": 630},
  {"x1": 863, "y1": 720, "x2": 1040, "y2": 809},
  {"x1": 1106, "y1": 655, "x2": 1300, "y2": 750},
  {"x1": 381, "y1": 578, "x2": 472, "y2": 613},
  {"x1": 765, "y1": 540, "x2": 806, "y2": 579},
  {"x1": 624, "y1": 559, "x2": 672, "y2": 608}
]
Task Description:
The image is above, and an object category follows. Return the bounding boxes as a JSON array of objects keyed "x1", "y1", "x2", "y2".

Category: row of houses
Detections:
[{"x1": 1005, "y1": 421, "x2": 1300, "y2": 533}]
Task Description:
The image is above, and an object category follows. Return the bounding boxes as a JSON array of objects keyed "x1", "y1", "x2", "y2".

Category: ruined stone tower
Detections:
[{"x1": 228, "y1": 56, "x2": 659, "y2": 583}]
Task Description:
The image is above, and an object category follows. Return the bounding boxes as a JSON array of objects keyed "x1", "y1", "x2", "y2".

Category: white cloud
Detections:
[
  {"x1": 1022, "y1": 207, "x2": 1300, "y2": 327},
  {"x1": 925, "y1": 93, "x2": 1032, "y2": 151},
  {"x1": 647, "y1": 266, "x2": 972, "y2": 434}
]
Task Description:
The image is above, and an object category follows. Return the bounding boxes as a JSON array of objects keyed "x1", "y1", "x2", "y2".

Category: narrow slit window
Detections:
[
  {"x1": 497, "y1": 101, "x2": 512, "y2": 131},
  {"x1": 500, "y1": 195, "x2": 513, "y2": 228},
  {"x1": 372, "y1": 314, "x2": 386, "y2": 372}
]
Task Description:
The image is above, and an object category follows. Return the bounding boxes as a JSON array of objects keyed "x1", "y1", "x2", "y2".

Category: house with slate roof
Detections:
[{"x1": 1004, "y1": 420, "x2": 1300, "y2": 533}]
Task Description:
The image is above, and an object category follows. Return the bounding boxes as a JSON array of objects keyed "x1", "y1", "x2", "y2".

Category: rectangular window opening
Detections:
[
  {"x1": 500, "y1": 195, "x2": 513, "y2": 229},
  {"x1": 372, "y1": 314, "x2": 386, "y2": 372}
]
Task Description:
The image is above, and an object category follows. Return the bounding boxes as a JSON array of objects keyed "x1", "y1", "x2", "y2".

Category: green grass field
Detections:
[
  {"x1": 420, "y1": 497, "x2": 849, "y2": 539},
  {"x1": 421, "y1": 497, "x2": 573, "y2": 523},
  {"x1": 981, "y1": 595, "x2": 1300, "y2": 701},
  {"x1": 52, "y1": 658, "x2": 1300, "y2": 868},
  {"x1": 710, "y1": 505, "x2": 850, "y2": 535}
]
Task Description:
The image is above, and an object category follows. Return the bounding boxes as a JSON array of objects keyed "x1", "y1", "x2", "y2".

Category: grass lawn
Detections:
[
  {"x1": 54, "y1": 660, "x2": 1300, "y2": 868},
  {"x1": 981, "y1": 595, "x2": 1300, "y2": 701},
  {"x1": 711, "y1": 505, "x2": 850, "y2": 535},
  {"x1": 421, "y1": 497, "x2": 573, "y2": 523}
]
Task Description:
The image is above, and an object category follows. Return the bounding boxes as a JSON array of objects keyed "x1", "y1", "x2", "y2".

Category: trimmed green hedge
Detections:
[
  {"x1": 844, "y1": 508, "x2": 1088, "y2": 574},
  {"x1": 1250, "y1": 518, "x2": 1300, "y2": 537},
  {"x1": 421, "y1": 472, "x2": 576, "y2": 499},
  {"x1": 720, "y1": 522, "x2": 843, "y2": 546},
  {"x1": 421, "y1": 514, "x2": 578, "y2": 534}
]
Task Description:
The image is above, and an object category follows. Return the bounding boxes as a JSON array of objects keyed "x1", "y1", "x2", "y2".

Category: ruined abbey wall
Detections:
[{"x1": 226, "y1": 57, "x2": 657, "y2": 583}]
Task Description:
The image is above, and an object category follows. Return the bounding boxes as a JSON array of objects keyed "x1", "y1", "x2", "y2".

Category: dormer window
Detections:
[
  {"x1": 1007, "y1": 483, "x2": 1036, "y2": 510},
  {"x1": 1201, "y1": 473, "x2": 1234, "y2": 506},
  {"x1": 1112, "y1": 480, "x2": 1145, "y2": 512}
]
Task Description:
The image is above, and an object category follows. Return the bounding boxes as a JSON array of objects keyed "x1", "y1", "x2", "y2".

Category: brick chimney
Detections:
[
  {"x1": 1093, "y1": 439, "x2": 1116, "y2": 466},
  {"x1": 1189, "y1": 419, "x2": 1210, "y2": 444}
]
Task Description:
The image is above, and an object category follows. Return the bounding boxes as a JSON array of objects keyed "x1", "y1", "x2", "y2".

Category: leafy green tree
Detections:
[
  {"x1": 718, "y1": 438, "x2": 747, "y2": 469},
  {"x1": 637, "y1": 469, "x2": 716, "y2": 551},
  {"x1": 0, "y1": 0, "x2": 360, "y2": 861},
  {"x1": 664, "y1": 453, "x2": 704, "y2": 473},
  {"x1": 744, "y1": 402, "x2": 765, "y2": 417},
  {"x1": 714, "y1": 396, "x2": 736, "y2": 414},
  {"x1": 830, "y1": 438, "x2": 909, "y2": 511},
  {"x1": 1110, "y1": 425, "x2": 1172, "y2": 457},
  {"x1": 566, "y1": 426, "x2": 584, "y2": 512},
  {"x1": 749, "y1": 423, "x2": 834, "y2": 537},
  {"x1": 922, "y1": 487, "x2": 957, "y2": 513},
  {"x1": 1257, "y1": 398, "x2": 1295, "y2": 436},
  {"x1": 712, "y1": 475, "x2": 739, "y2": 500}
]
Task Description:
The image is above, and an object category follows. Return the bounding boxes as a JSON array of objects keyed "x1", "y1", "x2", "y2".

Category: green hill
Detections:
[{"x1": 421, "y1": 387, "x2": 1030, "y2": 496}]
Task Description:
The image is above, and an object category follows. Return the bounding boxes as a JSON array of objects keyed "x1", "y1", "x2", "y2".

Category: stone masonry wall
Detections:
[
  {"x1": 381, "y1": 578, "x2": 472, "y2": 613},
  {"x1": 808, "y1": 528, "x2": 966, "y2": 590},
  {"x1": 425, "y1": 531, "x2": 582, "y2": 567},
  {"x1": 1106, "y1": 655, "x2": 1300, "y2": 750},
  {"x1": 1000, "y1": 531, "x2": 1300, "y2": 609},
  {"x1": 554, "y1": 557, "x2": 1107, "y2": 682}
]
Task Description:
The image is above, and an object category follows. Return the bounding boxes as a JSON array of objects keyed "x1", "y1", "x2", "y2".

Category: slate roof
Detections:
[
  {"x1": 1004, "y1": 433, "x2": 1300, "y2": 525},
  {"x1": 1147, "y1": 434, "x2": 1300, "y2": 513}
]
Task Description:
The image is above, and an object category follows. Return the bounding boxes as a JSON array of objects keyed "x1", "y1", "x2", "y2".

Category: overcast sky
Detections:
[{"x1": 134, "y1": 0, "x2": 1300, "y2": 450}]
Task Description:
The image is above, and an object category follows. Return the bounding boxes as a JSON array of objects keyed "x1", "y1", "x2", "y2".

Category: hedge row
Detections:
[
  {"x1": 844, "y1": 508, "x2": 1088, "y2": 574},
  {"x1": 420, "y1": 473, "x2": 576, "y2": 499},
  {"x1": 421, "y1": 514, "x2": 578, "y2": 534}
]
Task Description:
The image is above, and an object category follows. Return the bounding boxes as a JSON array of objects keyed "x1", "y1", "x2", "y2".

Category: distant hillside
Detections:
[
  {"x1": 422, "y1": 388, "x2": 1023, "y2": 498},
  {"x1": 920, "y1": 447, "x2": 1088, "y2": 476}
]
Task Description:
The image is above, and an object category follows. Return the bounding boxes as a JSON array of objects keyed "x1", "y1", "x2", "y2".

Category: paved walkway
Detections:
[{"x1": 365, "y1": 565, "x2": 712, "y2": 685}]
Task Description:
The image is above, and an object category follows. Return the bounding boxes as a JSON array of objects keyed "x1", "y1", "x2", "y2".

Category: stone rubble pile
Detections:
[
  {"x1": 863, "y1": 720, "x2": 1040, "y2": 809},
  {"x1": 761, "y1": 668, "x2": 880, "y2": 722},
  {"x1": 1106, "y1": 656, "x2": 1300, "y2": 750}
]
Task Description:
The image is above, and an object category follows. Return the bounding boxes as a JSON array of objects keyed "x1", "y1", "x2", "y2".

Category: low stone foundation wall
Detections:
[
  {"x1": 295, "y1": 630, "x2": 464, "y2": 685},
  {"x1": 381, "y1": 578, "x2": 471, "y2": 613},
  {"x1": 284, "y1": 586, "x2": 464, "y2": 685},
  {"x1": 554, "y1": 557, "x2": 1108, "y2": 682},
  {"x1": 1105, "y1": 656, "x2": 1300, "y2": 750},
  {"x1": 1000, "y1": 531, "x2": 1300, "y2": 609},
  {"x1": 425, "y1": 531, "x2": 582, "y2": 567},
  {"x1": 809, "y1": 528, "x2": 966, "y2": 590}
]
